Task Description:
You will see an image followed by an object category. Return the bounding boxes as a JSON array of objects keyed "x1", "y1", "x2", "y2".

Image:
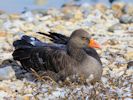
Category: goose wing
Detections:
[{"x1": 13, "y1": 35, "x2": 70, "y2": 73}]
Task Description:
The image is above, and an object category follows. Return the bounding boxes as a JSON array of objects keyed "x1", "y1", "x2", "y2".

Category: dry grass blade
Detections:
[
  {"x1": 30, "y1": 68, "x2": 46, "y2": 82},
  {"x1": 30, "y1": 68, "x2": 57, "y2": 84}
]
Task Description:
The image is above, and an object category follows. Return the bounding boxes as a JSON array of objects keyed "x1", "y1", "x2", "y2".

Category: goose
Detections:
[{"x1": 13, "y1": 29, "x2": 102, "y2": 83}]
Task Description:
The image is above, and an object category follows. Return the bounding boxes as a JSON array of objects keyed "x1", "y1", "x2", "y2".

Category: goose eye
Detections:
[{"x1": 82, "y1": 37, "x2": 86, "y2": 40}]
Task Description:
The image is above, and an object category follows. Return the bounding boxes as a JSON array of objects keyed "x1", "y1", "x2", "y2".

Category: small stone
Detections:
[
  {"x1": 112, "y1": 2, "x2": 125, "y2": 11},
  {"x1": 0, "y1": 91, "x2": 9, "y2": 99},
  {"x1": 95, "y1": 3, "x2": 107, "y2": 13},
  {"x1": 47, "y1": 9, "x2": 62, "y2": 17},
  {"x1": 62, "y1": 12, "x2": 73, "y2": 20},
  {"x1": 74, "y1": 10, "x2": 83, "y2": 20},
  {"x1": 21, "y1": 23, "x2": 35, "y2": 31},
  {"x1": 127, "y1": 61, "x2": 133, "y2": 70},
  {"x1": 61, "y1": 7, "x2": 75, "y2": 20},
  {"x1": 101, "y1": 58, "x2": 109, "y2": 65},
  {"x1": 0, "y1": 32, "x2": 7, "y2": 37},
  {"x1": 128, "y1": 26, "x2": 133, "y2": 31},
  {"x1": 125, "y1": 52, "x2": 133, "y2": 60},
  {"x1": 122, "y1": 4, "x2": 133, "y2": 15},
  {"x1": 20, "y1": 11, "x2": 34, "y2": 22},
  {"x1": 23, "y1": 96, "x2": 30, "y2": 100},
  {"x1": 0, "y1": 53, "x2": 12, "y2": 63},
  {"x1": 9, "y1": 13, "x2": 20, "y2": 20},
  {"x1": 3, "y1": 20, "x2": 12, "y2": 30},
  {"x1": 23, "y1": 73, "x2": 35, "y2": 81},
  {"x1": 119, "y1": 15, "x2": 133, "y2": 24},
  {"x1": 16, "y1": 95, "x2": 24, "y2": 100},
  {"x1": 0, "y1": 65, "x2": 15, "y2": 80},
  {"x1": 108, "y1": 23, "x2": 123, "y2": 32},
  {"x1": 110, "y1": 69, "x2": 125, "y2": 78},
  {"x1": 112, "y1": 2, "x2": 125, "y2": 18},
  {"x1": 126, "y1": 69, "x2": 133, "y2": 76},
  {"x1": 101, "y1": 77, "x2": 108, "y2": 84},
  {"x1": 103, "y1": 39, "x2": 119, "y2": 45}
]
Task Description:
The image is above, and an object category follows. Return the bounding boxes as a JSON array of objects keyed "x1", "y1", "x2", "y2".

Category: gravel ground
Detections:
[{"x1": 0, "y1": 2, "x2": 133, "y2": 100}]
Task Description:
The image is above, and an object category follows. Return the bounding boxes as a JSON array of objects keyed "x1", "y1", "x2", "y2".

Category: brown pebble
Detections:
[
  {"x1": 0, "y1": 32, "x2": 7, "y2": 37},
  {"x1": 127, "y1": 61, "x2": 133, "y2": 69},
  {"x1": 23, "y1": 96, "x2": 30, "y2": 100}
]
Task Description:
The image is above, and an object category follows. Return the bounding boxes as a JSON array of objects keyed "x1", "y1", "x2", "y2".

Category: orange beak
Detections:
[{"x1": 89, "y1": 38, "x2": 101, "y2": 48}]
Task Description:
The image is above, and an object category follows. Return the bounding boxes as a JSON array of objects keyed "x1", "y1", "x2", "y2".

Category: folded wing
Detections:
[{"x1": 12, "y1": 35, "x2": 69, "y2": 72}]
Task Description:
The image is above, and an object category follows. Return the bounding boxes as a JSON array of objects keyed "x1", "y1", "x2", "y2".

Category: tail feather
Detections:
[
  {"x1": 49, "y1": 32, "x2": 68, "y2": 42},
  {"x1": 37, "y1": 32, "x2": 68, "y2": 44}
]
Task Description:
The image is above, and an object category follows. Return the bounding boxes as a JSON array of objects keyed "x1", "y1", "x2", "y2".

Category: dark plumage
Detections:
[
  {"x1": 13, "y1": 29, "x2": 102, "y2": 83},
  {"x1": 37, "y1": 31, "x2": 102, "y2": 64}
]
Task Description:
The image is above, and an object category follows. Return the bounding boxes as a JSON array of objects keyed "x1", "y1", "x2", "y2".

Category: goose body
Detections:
[{"x1": 13, "y1": 29, "x2": 102, "y2": 83}]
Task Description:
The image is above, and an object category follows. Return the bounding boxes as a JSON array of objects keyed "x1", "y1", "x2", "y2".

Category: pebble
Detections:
[
  {"x1": 9, "y1": 13, "x2": 20, "y2": 20},
  {"x1": 111, "y1": 2, "x2": 125, "y2": 18},
  {"x1": 127, "y1": 61, "x2": 133, "y2": 70},
  {"x1": 101, "y1": 77, "x2": 108, "y2": 84},
  {"x1": 21, "y1": 23, "x2": 35, "y2": 31},
  {"x1": 108, "y1": 23, "x2": 123, "y2": 32},
  {"x1": 125, "y1": 51, "x2": 133, "y2": 60},
  {"x1": 0, "y1": 31, "x2": 7, "y2": 37},
  {"x1": 0, "y1": 65, "x2": 15, "y2": 80},
  {"x1": 95, "y1": 3, "x2": 107, "y2": 13},
  {"x1": 23, "y1": 95, "x2": 31, "y2": 100},
  {"x1": 62, "y1": 12, "x2": 73, "y2": 20},
  {"x1": 0, "y1": 91, "x2": 9, "y2": 99},
  {"x1": 0, "y1": 53, "x2": 12, "y2": 63},
  {"x1": 122, "y1": 4, "x2": 133, "y2": 15},
  {"x1": 20, "y1": 11, "x2": 34, "y2": 22},
  {"x1": 119, "y1": 14, "x2": 133, "y2": 24},
  {"x1": 128, "y1": 26, "x2": 133, "y2": 31},
  {"x1": 112, "y1": 2, "x2": 125, "y2": 11}
]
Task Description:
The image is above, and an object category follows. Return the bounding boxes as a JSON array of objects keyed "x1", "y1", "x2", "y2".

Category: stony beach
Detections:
[{"x1": 0, "y1": 2, "x2": 133, "y2": 100}]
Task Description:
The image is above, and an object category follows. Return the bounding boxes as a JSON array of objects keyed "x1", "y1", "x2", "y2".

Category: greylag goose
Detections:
[{"x1": 13, "y1": 29, "x2": 102, "y2": 83}]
